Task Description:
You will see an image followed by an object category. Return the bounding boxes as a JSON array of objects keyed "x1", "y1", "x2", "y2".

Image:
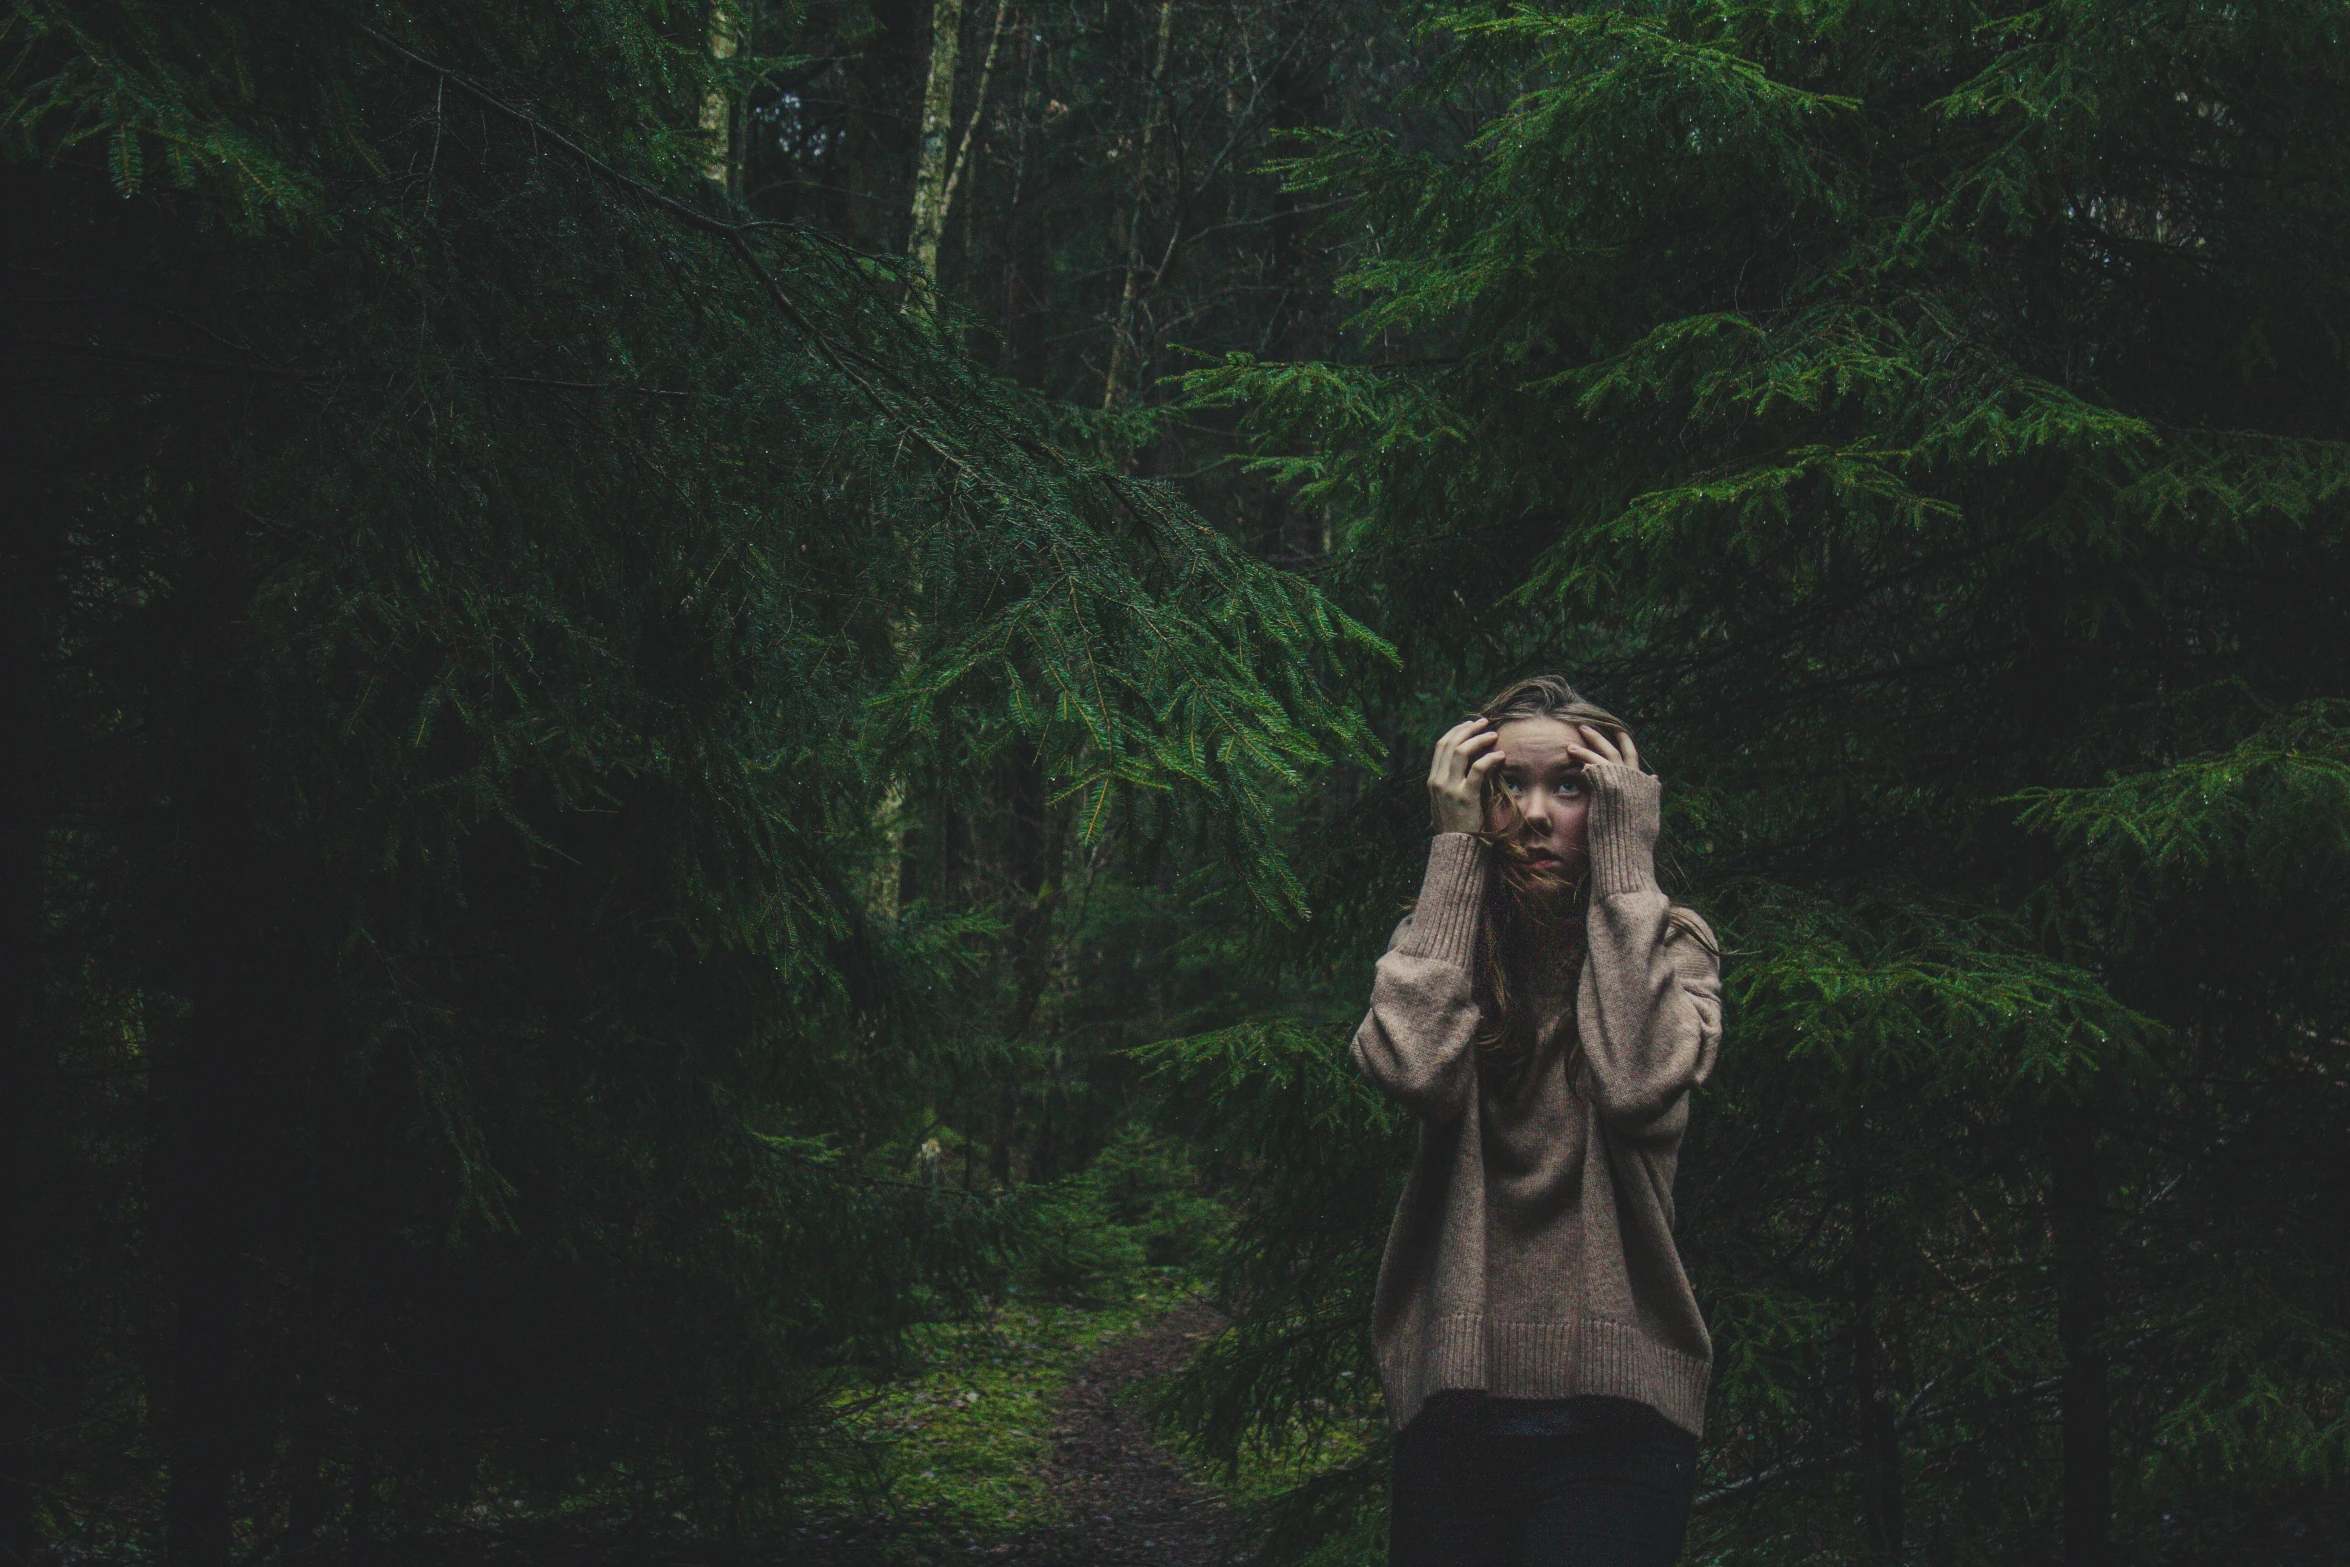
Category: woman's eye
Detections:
[{"x1": 1502, "y1": 777, "x2": 1525, "y2": 795}]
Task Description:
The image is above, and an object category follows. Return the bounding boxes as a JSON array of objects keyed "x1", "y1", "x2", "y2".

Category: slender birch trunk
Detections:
[
  {"x1": 941, "y1": 1, "x2": 1008, "y2": 233},
  {"x1": 905, "y1": 0, "x2": 967, "y2": 283},
  {"x1": 699, "y1": 2, "x2": 740, "y2": 191}
]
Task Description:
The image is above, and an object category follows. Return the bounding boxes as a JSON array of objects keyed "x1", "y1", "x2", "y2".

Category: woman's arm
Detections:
[
  {"x1": 1349, "y1": 833, "x2": 1491, "y2": 1121},
  {"x1": 1574, "y1": 760, "x2": 1724, "y2": 1137}
]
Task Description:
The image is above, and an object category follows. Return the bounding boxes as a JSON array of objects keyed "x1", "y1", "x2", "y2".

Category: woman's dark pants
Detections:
[{"x1": 1388, "y1": 1393, "x2": 1698, "y2": 1567}]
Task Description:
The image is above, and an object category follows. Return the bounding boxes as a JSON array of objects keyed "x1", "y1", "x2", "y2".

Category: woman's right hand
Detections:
[{"x1": 1426, "y1": 717, "x2": 1502, "y2": 835}]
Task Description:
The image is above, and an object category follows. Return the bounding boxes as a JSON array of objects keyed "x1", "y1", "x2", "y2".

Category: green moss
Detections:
[
  {"x1": 791, "y1": 1135, "x2": 1259, "y2": 1561},
  {"x1": 793, "y1": 1274, "x2": 1182, "y2": 1562}
]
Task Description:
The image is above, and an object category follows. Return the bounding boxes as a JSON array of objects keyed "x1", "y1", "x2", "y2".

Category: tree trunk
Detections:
[
  {"x1": 987, "y1": 1082, "x2": 1018, "y2": 1186},
  {"x1": 1266, "y1": 21, "x2": 1325, "y2": 366},
  {"x1": 278, "y1": 1247, "x2": 338, "y2": 1561},
  {"x1": 699, "y1": 2, "x2": 741, "y2": 192},
  {"x1": 164, "y1": 752, "x2": 253, "y2": 1567},
  {"x1": 163, "y1": 494, "x2": 261, "y2": 1567},
  {"x1": 1003, "y1": 743, "x2": 1055, "y2": 1029},
  {"x1": 1849, "y1": 1156, "x2": 1902, "y2": 1559},
  {"x1": 997, "y1": 12, "x2": 1042, "y2": 383},
  {"x1": 905, "y1": 0, "x2": 967, "y2": 283},
  {"x1": 1027, "y1": 1070, "x2": 1059, "y2": 1185},
  {"x1": 940, "y1": 739, "x2": 969, "y2": 902},
  {"x1": 0, "y1": 817, "x2": 37, "y2": 1567},
  {"x1": 2049, "y1": 1097, "x2": 2111, "y2": 1567},
  {"x1": 941, "y1": 0, "x2": 1007, "y2": 236},
  {"x1": 345, "y1": 1281, "x2": 385, "y2": 1566},
  {"x1": 988, "y1": 742, "x2": 1058, "y2": 1186},
  {"x1": 1254, "y1": 19, "x2": 1327, "y2": 566},
  {"x1": 343, "y1": 1074, "x2": 400, "y2": 1567},
  {"x1": 0, "y1": 422, "x2": 52, "y2": 1567},
  {"x1": 1101, "y1": 0, "x2": 1176, "y2": 409}
]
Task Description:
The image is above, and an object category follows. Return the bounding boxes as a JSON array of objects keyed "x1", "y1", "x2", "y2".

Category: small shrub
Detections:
[
  {"x1": 1013, "y1": 1126, "x2": 1227, "y2": 1300},
  {"x1": 1088, "y1": 1125, "x2": 1229, "y2": 1269}
]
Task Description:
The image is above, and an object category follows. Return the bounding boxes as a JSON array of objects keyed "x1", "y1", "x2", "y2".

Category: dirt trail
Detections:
[
  {"x1": 790, "y1": 1299, "x2": 1241, "y2": 1567},
  {"x1": 1009, "y1": 1298, "x2": 1237, "y2": 1566}
]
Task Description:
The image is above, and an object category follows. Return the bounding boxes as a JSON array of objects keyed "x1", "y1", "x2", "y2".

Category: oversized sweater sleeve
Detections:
[
  {"x1": 1348, "y1": 832, "x2": 1491, "y2": 1121},
  {"x1": 1576, "y1": 761, "x2": 1724, "y2": 1137}
]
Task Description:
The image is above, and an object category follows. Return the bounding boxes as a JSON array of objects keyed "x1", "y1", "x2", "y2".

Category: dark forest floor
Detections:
[{"x1": 378, "y1": 1295, "x2": 1247, "y2": 1567}]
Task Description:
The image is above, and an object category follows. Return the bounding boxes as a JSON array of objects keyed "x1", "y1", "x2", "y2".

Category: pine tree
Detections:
[{"x1": 1169, "y1": 3, "x2": 2350, "y2": 1559}]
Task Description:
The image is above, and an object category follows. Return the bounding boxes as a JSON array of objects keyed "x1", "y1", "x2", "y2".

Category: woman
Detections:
[{"x1": 1351, "y1": 676, "x2": 1724, "y2": 1567}]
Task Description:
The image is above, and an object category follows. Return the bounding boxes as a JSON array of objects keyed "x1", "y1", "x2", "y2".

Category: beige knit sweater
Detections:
[{"x1": 1349, "y1": 760, "x2": 1724, "y2": 1437}]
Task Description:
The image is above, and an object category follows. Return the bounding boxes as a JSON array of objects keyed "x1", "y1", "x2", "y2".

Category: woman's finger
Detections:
[
  {"x1": 1430, "y1": 718, "x2": 1489, "y2": 771},
  {"x1": 1616, "y1": 730, "x2": 1641, "y2": 772},
  {"x1": 1437, "y1": 717, "x2": 1489, "y2": 746},
  {"x1": 1433, "y1": 730, "x2": 1497, "y2": 785},
  {"x1": 1578, "y1": 724, "x2": 1625, "y2": 765},
  {"x1": 1454, "y1": 730, "x2": 1500, "y2": 759}
]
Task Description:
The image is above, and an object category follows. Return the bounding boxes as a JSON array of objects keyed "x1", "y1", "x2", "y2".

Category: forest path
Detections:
[
  {"x1": 786, "y1": 1296, "x2": 1243, "y2": 1567},
  {"x1": 1004, "y1": 1297, "x2": 1237, "y2": 1566}
]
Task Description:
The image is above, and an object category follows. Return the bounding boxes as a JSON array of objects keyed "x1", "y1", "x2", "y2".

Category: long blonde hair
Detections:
[{"x1": 1470, "y1": 676, "x2": 1631, "y2": 1085}]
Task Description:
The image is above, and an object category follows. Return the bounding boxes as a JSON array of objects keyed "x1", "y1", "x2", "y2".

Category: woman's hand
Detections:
[
  {"x1": 1427, "y1": 717, "x2": 1503, "y2": 834},
  {"x1": 1564, "y1": 722, "x2": 1643, "y2": 776}
]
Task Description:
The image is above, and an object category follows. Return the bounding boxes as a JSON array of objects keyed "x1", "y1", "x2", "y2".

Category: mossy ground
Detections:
[
  {"x1": 791, "y1": 1273, "x2": 1182, "y2": 1562},
  {"x1": 789, "y1": 1278, "x2": 1385, "y2": 1565},
  {"x1": 786, "y1": 1130, "x2": 1379, "y2": 1563}
]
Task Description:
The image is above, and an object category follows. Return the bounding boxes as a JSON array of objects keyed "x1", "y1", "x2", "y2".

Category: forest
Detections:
[{"x1": 3, "y1": 1, "x2": 2346, "y2": 1564}]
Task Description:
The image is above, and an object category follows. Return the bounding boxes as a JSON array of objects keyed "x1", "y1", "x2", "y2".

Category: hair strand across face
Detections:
[{"x1": 1467, "y1": 676, "x2": 1629, "y2": 1091}]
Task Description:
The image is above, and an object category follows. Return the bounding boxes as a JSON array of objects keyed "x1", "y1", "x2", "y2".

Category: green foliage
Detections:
[
  {"x1": 1017, "y1": 1188, "x2": 1154, "y2": 1306},
  {"x1": 1017, "y1": 1127, "x2": 1226, "y2": 1302},
  {"x1": 11, "y1": 0, "x2": 2349, "y2": 1559},
  {"x1": 1717, "y1": 882, "x2": 2163, "y2": 1086},
  {"x1": 0, "y1": 0, "x2": 1373, "y2": 1554},
  {"x1": 796, "y1": 1285, "x2": 1179, "y2": 1562},
  {"x1": 1083, "y1": 1124, "x2": 1231, "y2": 1270},
  {"x1": 2017, "y1": 699, "x2": 2350, "y2": 894},
  {"x1": 1169, "y1": 1, "x2": 2350, "y2": 1560},
  {"x1": 1134, "y1": 1019, "x2": 1405, "y2": 1545}
]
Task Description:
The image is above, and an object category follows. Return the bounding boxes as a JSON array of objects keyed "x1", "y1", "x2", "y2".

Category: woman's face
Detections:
[{"x1": 1484, "y1": 717, "x2": 1593, "y2": 873}]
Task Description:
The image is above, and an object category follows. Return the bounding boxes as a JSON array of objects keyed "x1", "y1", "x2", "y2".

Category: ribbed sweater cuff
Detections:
[
  {"x1": 1396, "y1": 834, "x2": 1490, "y2": 968},
  {"x1": 1584, "y1": 762, "x2": 1662, "y2": 898}
]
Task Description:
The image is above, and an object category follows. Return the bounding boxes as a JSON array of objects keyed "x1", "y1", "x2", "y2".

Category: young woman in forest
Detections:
[{"x1": 1351, "y1": 676, "x2": 1724, "y2": 1567}]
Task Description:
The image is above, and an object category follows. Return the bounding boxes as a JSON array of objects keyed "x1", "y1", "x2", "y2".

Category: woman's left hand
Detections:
[{"x1": 1565, "y1": 723, "x2": 1644, "y2": 776}]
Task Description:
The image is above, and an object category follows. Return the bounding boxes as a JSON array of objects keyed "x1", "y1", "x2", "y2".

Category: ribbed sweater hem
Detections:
[{"x1": 1381, "y1": 1314, "x2": 1711, "y2": 1438}]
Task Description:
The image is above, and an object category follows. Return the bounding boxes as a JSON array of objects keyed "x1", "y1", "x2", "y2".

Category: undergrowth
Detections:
[{"x1": 790, "y1": 1127, "x2": 1241, "y2": 1562}]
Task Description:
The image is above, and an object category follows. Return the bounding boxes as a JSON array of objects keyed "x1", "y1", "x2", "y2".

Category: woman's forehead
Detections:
[{"x1": 1493, "y1": 716, "x2": 1585, "y2": 764}]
